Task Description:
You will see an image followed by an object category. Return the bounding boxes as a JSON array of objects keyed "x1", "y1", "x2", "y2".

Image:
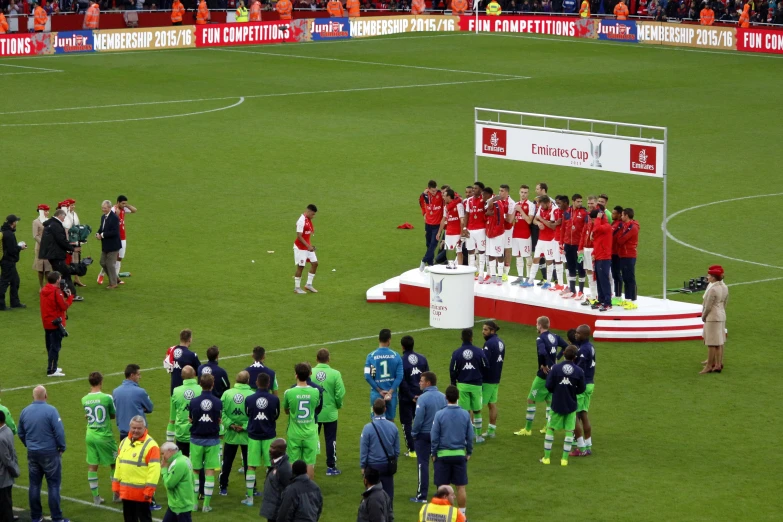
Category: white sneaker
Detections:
[
  {"x1": 294, "y1": 288, "x2": 306, "y2": 294},
  {"x1": 47, "y1": 371, "x2": 66, "y2": 377},
  {"x1": 419, "y1": 262, "x2": 426, "y2": 272},
  {"x1": 93, "y1": 496, "x2": 105, "y2": 505},
  {"x1": 304, "y1": 285, "x2": 318, "y2": 293}
]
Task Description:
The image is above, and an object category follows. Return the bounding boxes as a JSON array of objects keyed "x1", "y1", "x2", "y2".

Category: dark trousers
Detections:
[
  {"x1": 317, "y1": 421, "x2": 338, "y2": 469},
  {"x1": 398, "y1": 399, "x2": 415, "y2": 453},
  {"x1": 366, "y1": 461, "x2": 394, "y2": 500},
  {"x1": 50, "y1": 259, "x2": 76, "y2": 297},
  {"x1": 28, "y1": 450, "x2": 62, "y2": 521},
  {"x1": 122, "y1": 499, "x2": 152, "y2": 522},
  {"x1": 162, "y1": 507, "x2": 192, "y2": 522},
  {"x1": 45, "y1": 329, "x2": 63, "y2": 375},
  {"x1": 219, "y1": 443, "x2": 247, "y2": 490},
  {"x1": 0, "y1": 485, "x2": 13, "y2": 522},
  {"x1": 595, "y1": 259, "x2": 612, "y2": 306},
  {"x1": 177, "y1": 441, "x2": 205, "y2": 495},
  {"x1": 620, "y1": 257, "x2": 637, "y2": 300},
  {"x1": 422, "y1": 224, "x2": 440, "y2": 265},
  {"x1": 611, "y1": 254, "x2": 623, "y2": 297},
  {"x1": 0, "y1": 260, "x2": 21, "y2": 308},
  {"x1": 564, "y1": 244, "x2": 584, "y2": 277},
  {"x1": 413, "y1": 433, "x2": 432, "y2": 500}
]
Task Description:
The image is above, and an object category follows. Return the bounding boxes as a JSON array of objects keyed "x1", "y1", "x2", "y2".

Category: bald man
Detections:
[
  {"x1": 18, "y1": 386, "x2": 68, "y2": 522},
  {"x1": 419, "y1": 485, "x2": 467, "y2": 522},
  {"x1": 260, "y1": 438, "x2": 292, "y2": 522}
]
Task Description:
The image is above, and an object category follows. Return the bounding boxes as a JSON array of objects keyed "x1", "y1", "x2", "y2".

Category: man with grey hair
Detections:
[
  {"x1": 18, "y1": 386, "x2": 67, "y2": 522},
  {"x1": 96, "y1": 200, "x2": 121, "y2": 290},
  {"x1": 260, "y1": 438, "x2": 292, "y2": 522},
  {"x1": 113, "y1": 415, "x2": 160, "y2": 522},
  {"x1": 160, "y1": 441, "x2": 195, "y2": 522}
]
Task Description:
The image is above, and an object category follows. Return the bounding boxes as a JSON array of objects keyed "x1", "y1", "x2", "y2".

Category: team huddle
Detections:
[{"x1": 419, "y1": 181, "x2": 641, "y2": 312}]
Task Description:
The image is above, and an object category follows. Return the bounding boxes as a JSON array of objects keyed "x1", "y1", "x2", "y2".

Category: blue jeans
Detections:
[
  {"x1": 28, "y1": 450, "x2": 63, "y2": 521},
  {"x1": 421, "y1": 224, "x2": 440, "y2": 265},
  {"x1": 594, "y1": 259, "x2": 612, "y2": 306}
]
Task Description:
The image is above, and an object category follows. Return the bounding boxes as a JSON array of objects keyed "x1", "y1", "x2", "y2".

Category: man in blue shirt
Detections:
[
  {"x1": 188, "y1": 374, "x2": 222, "y2": 513},
  {"x1": 516, "y1": 316, "x2": 568, "y2": 437},
  {"x1": 360, "y1": 398, "x2": 400, "y2": 501},
  {"x1": 243, "y1": 373, "x2": 280, "y2": 507},
  {"x1": 169, "y1": 329, "x2": 201, "y2": 395},
  {"x1": 449, "y1": 328, "x2": 488, "y2": 443},
  {"x1": 399, "y1": 335, "x2": 429, "y2": 458},
  {"x1": 18, "y1": 386, "x2": 68, "y2": 522},
  {"x1": 409, "y1": 371, "x2": 446, "y2": 504},
  {"x1": 542, "y1": 345, "x2": 586, "y2": 466},
  {"x1": 480, "y1": 321, "x2": 505, "y2": 439},
  {"x1": 573, "y1": 324, "x2": 597, "y2": 456},
  {"x1": 431, "y1": 385, "x2": 473, "y2": 521},
  {"x1": 364, "y1": 329, "x2": 403, "y2": 421},
  {"x1": 113, "y1": 364, "x2": 154, "y2": 440},
  {"x1": 245, "y1": 346, "x2": 279, "y2": 394},
  {"x1": 198, "y1": 345, "x2": 230, "y2": 400}
]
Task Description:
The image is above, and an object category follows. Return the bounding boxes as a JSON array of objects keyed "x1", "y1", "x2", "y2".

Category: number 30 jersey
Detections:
[
  {"x1": 364, "y1": 347, "x2": 403, "y2": 394},
  {"x1": 283, "y1": 386, "x2": 320, "y2": 440},
  {"x1": 82, "y1": 392, "x2": 116, "y2": 440}
]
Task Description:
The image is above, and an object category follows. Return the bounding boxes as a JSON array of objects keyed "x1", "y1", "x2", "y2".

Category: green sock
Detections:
[
  {"x1": 204, "y1": 476, "x2": 214, "y2": 508},
  {"x1": 563, "y1": 431, "x2": 574, "y2": 462},
  {"x1": 544, "y1": 428, "x2": 554, "y2": 459},
  {"x1": 88, "y1": 471, "x2": 99, "y2": 497},
  {"x1": 245, "y1": 471, "x2": 256, "y2": 499}
]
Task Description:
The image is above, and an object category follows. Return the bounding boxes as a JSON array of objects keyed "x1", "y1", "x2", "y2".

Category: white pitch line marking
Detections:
[
  {"x1": 211, "y1": 47, "x2": 531, "y2": 79},
  {"x1": 664, "y1": 192, "x2": 783, "y2": 270},
  {"x1": 0, "y1": 63, "x2": 63, "y2": 72},
  {"x1": 12, "y1": 485, "x2": 163, "y2": 522},
  {"x1": 3, "y1": 319, "x2": 495, "y2": 393},
  {"x1": 0, "y1": 70, "x2": 63, "y2": 76}
]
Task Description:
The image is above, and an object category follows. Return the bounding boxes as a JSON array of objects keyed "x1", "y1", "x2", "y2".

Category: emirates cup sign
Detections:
[{"x1": 481, "y1": 128, "x2": 507, "y2": 156}]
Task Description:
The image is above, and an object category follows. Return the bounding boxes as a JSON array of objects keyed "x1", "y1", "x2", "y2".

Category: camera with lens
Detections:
[
  {"x1": 51, "y1": 317, "x2": 69, "y2": 338},
  {"x1": 58, "y1": 279, "x2": 71, "y2": 296}
]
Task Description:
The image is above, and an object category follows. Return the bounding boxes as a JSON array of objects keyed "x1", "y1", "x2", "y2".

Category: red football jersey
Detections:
[
  {"x1": 486, "y1": 200, "x2": 506, "y2": 239},
  {"x1": 466, "y1": 196, "x2": 487, "y2": 231},
  {"x1": 536, "y1": 206, "x2": 557, "y2": 242},
  {"x1": 113, "y1": 205, "x2": 126, "y2": 241},
  {"x1": 512, "y1": 200, "x2": 535, "y2": 239},
  {"x1": 419, "y1": 190, "x2": 444, "y2": 226},
  {"x1": 502, "y1": 198, "x2": 515, "y2": 231},
  {"x1": 294, "y1": 214, "x2": 314, "y2": 250},
  {"x1": 562, "y1": 206, "x2": 588, "y2": 246},
  {"x1": 445, "y1": 200, "x2": 465, "y2": 236}
]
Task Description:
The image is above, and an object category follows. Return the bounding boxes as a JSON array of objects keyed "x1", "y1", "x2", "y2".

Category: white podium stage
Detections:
[
  {"x1": 367, "y1": 268, "x2": 704, "y2": 342},
  {"x1": 428, "y1": 265, "x2": 476, "y2": 329}
]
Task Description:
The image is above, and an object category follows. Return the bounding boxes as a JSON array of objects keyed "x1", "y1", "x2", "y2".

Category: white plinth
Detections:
[{"x1": 428, "y1": 265, "x2": 475, "y2": 329}]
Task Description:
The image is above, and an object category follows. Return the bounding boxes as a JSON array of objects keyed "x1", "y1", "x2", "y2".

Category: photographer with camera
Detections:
[
  {"x1": 40, "y1": 209, "x2": 82, "y2": 302},
  {"x1": 40, "y1": 271, "x2": 73, "y2": 378}
]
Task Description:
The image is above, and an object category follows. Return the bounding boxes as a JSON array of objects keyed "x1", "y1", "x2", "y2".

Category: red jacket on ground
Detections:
[
  {"x1": 591, "y1": 214, "x2": 613, "y2": 261},
  {"x1": 616, "y1": 220, "x2": 639, "y2": 258},
  {"x1": 40, "y1": 282, "x2": 73, "y2": 329}
]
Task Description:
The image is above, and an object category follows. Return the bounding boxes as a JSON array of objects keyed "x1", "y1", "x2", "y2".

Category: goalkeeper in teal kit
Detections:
[{"x1": 364, "y1": 329, "x2": 403, "y2": 420}]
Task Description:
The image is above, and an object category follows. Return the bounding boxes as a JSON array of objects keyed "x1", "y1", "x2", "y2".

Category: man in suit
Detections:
[
  {"x1": 39, "y1": 208, "x2": 81, "y2": 300},
  {"x1": 97, "y1": 200, "x2": 121, "y2": 289}
]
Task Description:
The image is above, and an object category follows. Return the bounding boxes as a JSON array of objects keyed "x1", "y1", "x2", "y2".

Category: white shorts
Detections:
[
  {"x1": 533, "y1": 239, "x2": 557, "y2": 261},
  {"x1": 503, "y1": 229, "x2": 513, "y2": 250},
  {"x1": 294, "y1": 247, "x2": 318, "y2": 267},
  {"x1": 583, "y1": 248, "x2": 594, "y2": 271},
  {"x1": 466, "y1": 229, "x2": 486, "y2": 252},
  {"x1": 119, "y1": 240, "x2": 127, "y2": 259},
  {"x1": 444, "y1": 235, "x2": 463, "y2": 251},
  {"x1": 486, "y1": 235, "x2": 505, "y2": 258},
  {"x1": 512, "y1": 237, "x2": 532, "y2": 258}
]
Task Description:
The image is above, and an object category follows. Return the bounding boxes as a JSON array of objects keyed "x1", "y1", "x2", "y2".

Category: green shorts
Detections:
[
  {"x1": 577, "y1": 383, "x2": 594, "y2": 413},
  {"x1": 456, "y1": 383, "x2": 482, "y2": 412},
  {"x1": 287, "y1": 436, "x2": 319, "y2": 466},
  {"x1": 190, "y1": 443, "x2": 221, "y2": 471},
  {"x1": 481, "y1": 383, "x2": 499, "y2": 406},
  {"x1": 547, "y1": 411, "x2": 576, "y2": 432},
  {"x1": 85, "y1": 435, "x2": 117, "y2": 466},
  {"x1": 248, "y1": 438, "x2": 272, "y2": 468},
  {"x1": 527, "y1": 376, "x2": 551, "y2": 403}
]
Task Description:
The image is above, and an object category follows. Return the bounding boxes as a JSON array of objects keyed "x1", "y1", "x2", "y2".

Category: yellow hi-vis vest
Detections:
[
  {"x1": 112, "y1": 431, "x2": 161, "y2": 502},
  {"x1": 236, "y1": 6, "x2": 249, "y2": 22},
  {"x1": 419, "y1": 502, "x2": 460, "y2": 522},
  {"x1": 486, "y1": 1, "x2": 502, "y2": 15}
]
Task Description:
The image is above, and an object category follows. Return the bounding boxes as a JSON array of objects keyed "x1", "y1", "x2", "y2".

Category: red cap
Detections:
[
  {"x1": 65, "y1": 199, "x2": 75, "y2": 205},
  {"x1": 708, "y1": 265, "x2": 724, "y2": 277},
  {"x1": 37, "y1": 204, "x2": 50, "y2": 211}
]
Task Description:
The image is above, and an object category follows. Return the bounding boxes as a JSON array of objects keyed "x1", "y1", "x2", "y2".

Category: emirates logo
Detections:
[
  {"x1": 490, "y1": 132, "x2": 500, "y2": 147},
  {"x1": 482, "y1": 128, "x2": 507, "y2": 156},
  {"x1": 638, "y1": 149, "x2": 648, "y2": 164},
  {"x1": 630, "y1": 144, "x2": 657, "y2": 174}
]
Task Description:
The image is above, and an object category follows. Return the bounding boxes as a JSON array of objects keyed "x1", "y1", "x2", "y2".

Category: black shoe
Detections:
[{"x1": 10, "y1": 303, "x2": 26, "y2": 309}]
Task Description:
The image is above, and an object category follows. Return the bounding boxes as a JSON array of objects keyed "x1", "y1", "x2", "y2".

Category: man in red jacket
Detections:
[
  {"x1": 616, "y1": 208, "x2": 639, "y2": 310},
  {"x1": 610, "y1": 205, "x2": 624, "y2": 304},
  {"x1": 419, "y1": 180, "x2": 444, "y2": 271},
  {"x1": 589, "y1": 209, "x2": 613, "y2": 312},
  {"x1": 40, "y1": 271, "x2": 73, "y2": 377}
]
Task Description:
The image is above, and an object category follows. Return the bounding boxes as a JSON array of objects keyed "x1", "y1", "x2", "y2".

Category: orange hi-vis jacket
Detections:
[
  {"x1": 739, "y1": 4, "x2": 750, "y2": 27},
  {"x1": 196, "y1": 0, "x2": 209, "y2": 24},
  {"x1": 0, "y1": 13, "x2": 8, "y2": 34},
  {"x1": 83, "y1": 4, "x2": 99, "y2": 29},
  {"x1": 451, "y1": 0, "x2": 467, "y2": 14},
  {"x1": 412, "y1": 0, "x2": 425, "y2": 14},
  {"x1": 579, "y1": 0, "x2": 590, "y2": 17},
  {"x1": 613, "y1": 2, "x2": 628, "y2": 19},
  {"x1": 249, "y1": 1, "x2": 261, "y2": 21},
  {"x1": 111, "y1": 430, "x2": 161, "y2": 503},
  {"x1": 346, "y1": 0, "x2": 360, "y2": 16},
  {"x1": 34, "y1": 6, "x2": 47, "y2": 31},
  {"x1": 171, "y1": 0, "x2": 185, "y2": 23},
  {"x1": 700, "y1": 7, "x2": 714, "y2": 25},
  {"x1": 276, "y1": 0, "x2": 293, "y2": 19},
  {"x1": 327, "y1": 0, "x2": 344, "y2": 17}
]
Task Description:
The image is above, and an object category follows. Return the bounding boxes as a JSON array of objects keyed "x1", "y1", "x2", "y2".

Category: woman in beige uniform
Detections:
[
  {"x1": 31, "y1": 204, "x2": 52, "y2": 289},
  {"x1": 700, "y1": 265, "x2": 728, "y2": 374}
]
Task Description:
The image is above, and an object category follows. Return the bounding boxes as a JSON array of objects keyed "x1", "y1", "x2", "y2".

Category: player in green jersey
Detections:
[
  {"x1": 81, "y1": 372, "x2": 117, "y2": 505},
  {"x1": 283, "y1": 363, "x2": 321, "y2": 480},
  {"x1": 219, "y1": 371, "x2": 253, "y2": 496}
]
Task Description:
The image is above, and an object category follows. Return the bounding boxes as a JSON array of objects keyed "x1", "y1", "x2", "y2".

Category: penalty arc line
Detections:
[
  {"x1": 2, "y1": 318, "x2": 495, "y2": 393},
  {"x1": 11, "y1": 485, "x2": 163, "y2": 522}
]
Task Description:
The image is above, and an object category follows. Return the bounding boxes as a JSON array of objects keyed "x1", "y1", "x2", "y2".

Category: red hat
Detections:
[
  {"x1": 37, "y1": 204, "x2": 50, "y2": 211},
  {"x1": 57, "y1": 201, "x2": 68, "y2": 209},
  {"x1": 65, "y1": 199, "x2": 75, "y2": 205},
  {"x1": 708, "y1": 265, "x2": 724, "y2": 277}
]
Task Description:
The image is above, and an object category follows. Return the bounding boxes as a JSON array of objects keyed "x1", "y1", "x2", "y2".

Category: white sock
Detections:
[
  {"x1": 307, "y1": 272, "x2": 315, "y2": 286},
  {"x1": 546, "y1": 263, "x2": 553, "y2": 282},
  {"x1": 608, "y1": 272, "x2": 615, "y2": 297},
  {"x1": 294, "y1": 277, "x2": 301, "y2": 289},
  {"x1": 516, "y1": 257, "x2": 525, "y2": 277},
  {"x1": 503, "y1": 264, "x2": 510, "y2": 276},
  {"x1": 586, "y1": 437, "x2": 592, "y2": 447},
  {"x1": 479, "y1": 253, "x2": 486, "y2": 275},
  {"x1": 469, "y1": 254, "x2": 476, "y2": 269},
  {"x1": 488, "y1": 260, "x2": 496, "y2": 277},
  {"x1": 556, "y1": 263, "x2": 565, "y2": 285},
  {"x1": 590, "y1": 278, "x2": 598, "y2": 298},
  {"x1": 577, "y1": 436, "x2": 586, "y2": 449},
  {"x1": 526, "y1": 257, "x2": 534, "y2": 280}
]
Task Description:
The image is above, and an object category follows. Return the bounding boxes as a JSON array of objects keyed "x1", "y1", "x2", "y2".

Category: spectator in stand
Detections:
[
  {"x1": 411, "y1": 0, "x2": 425, "y2": 14},
  {"x1": 347, "y1": 0, "x2": 360, "y2": 15},
  {"x1": 0, "y1": 410, "x2": 20, "y2": 522},
  {"x1": 7, "y1": 1, "x2": 23, "y2": 16},
  {"x1": 236, "y1": 0, "x2": 249, "y2": 21},
  {"x1": 40, "y1": 271, "x2": 73, "y2": 377},
  {"x1": 83, "y1": 0, "x2": 98, "y2": 28},
  {"x1": 614, "y1": 0, "x2": 628, "y2": 17},
  {"x1": 327, "y1": 0, "x2": 344, "y2": 15},
  {"x1": 542, "y1": 0, "x2": 552, "y2": 11},
  {"x1": 276, "y1": 0, "x2": 293, "y2": 19},
  {"x1": 739, "y1": 3, "x2": 750, "y2": 25},
  {"x1": 581, "y1": 0, "x2": 591, "y2": 17},
  {"x1": 33, "y1": 1, "x2": 47, "y2": 31},
  {"x1": 196, "y1": 0, "x2": 209, "y2": 24},
  {"x1": 700, "y1": 1, "x2": 715, "y2": 23},
  {"x1": 171, "y1": 0, "x2": 184, "y2": 25},
  {"x1": 486, "y1": 0, "x2": 502, "y2": 13},
  {"x1": 0, "y1": 11, "x2": 7, "y2": 33},
  {"x1": 562, "y1": 0, "x2": 576, "y2": 12},
  {"x1": 249, "y1": 0, "x2": 261, "y2": 21}
]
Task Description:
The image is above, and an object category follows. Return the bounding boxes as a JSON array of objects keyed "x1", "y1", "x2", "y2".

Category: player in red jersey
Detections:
[
  {"x1": 578, "y1": 196, "x2": 599, "y2": 305},
  {"x1": 464, "y1": 181, "x2": 487, "y2": 280},
  {"x1": 294, "y1": 204, "x2": 318, "y2": 294},
  {"x1": 98, "y1": 195, "x2": 137, "y2": 285},
  {"x1": 561, "y1": 194, "x2": 588, "y2": 299},
  {"x1": 419, "y1": 180, "x2": 444, "y2": 271},
  {"x1": 532, "y1": 196, "x2": 559, "y2": 290},
  {"x1": 511, "y1": 185, "x2": 536, "y2": 286},
  {"x1": 436, "y1": 189, "x2": 466, "y2": 265},
  {"x1": 549, "y1": 195, "x2": 569, "y2": 292},
  {"x1": 497, "y1": 184, "x2": 516, "y2": 283},
  {"x1": 483, "y1": 187, "x2": 507, "y2": 286},
  {"x1": 610, "y1": 205, "x2": 625, "y2": 303}
]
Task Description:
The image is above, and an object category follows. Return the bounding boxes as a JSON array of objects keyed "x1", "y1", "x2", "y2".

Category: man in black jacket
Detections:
[
  {"x1": 39, "y1": 209, "x2": 80, "y2": 300},
  {"x1": 275, "y1": 459, "x2": 323, "y2": 522},
  {"x1": 357, "y1": 467, "x2": 393, "y2": 522},
  {"x1": 97, "y1": 200, "x2": 121, "y2": 289},
  {"x1": 0, "y1": 214, "x2": 27, "y2": 311},
  {"x1": 260, "y1": 439, "x2": 292, "y2": 522}
]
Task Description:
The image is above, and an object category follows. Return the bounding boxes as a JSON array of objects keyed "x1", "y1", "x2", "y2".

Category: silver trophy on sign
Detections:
[
  {"x1": 589, "y1": 139, "x2": 603, "y2": 168},
  {"x1": 431, "y1": 278, "x2": 443, "y2": 303}
]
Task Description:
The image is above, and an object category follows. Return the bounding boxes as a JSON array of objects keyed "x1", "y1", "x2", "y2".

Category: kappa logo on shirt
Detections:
[
  {"x1": 254, "y1": 412, "x2": 269, "y2": 421},
  {"x1": 558, "y1": 378, "x2": 572, "y2": 386},
  {"x1": 411, "y1": 368, "x2": 422, "y2": 376},
  {"x1": 463, "y1": 363, "x2": 476, "y2": 370},
  {"x1": 198, "y1": 414, "x2": 213, "y2": 423}
]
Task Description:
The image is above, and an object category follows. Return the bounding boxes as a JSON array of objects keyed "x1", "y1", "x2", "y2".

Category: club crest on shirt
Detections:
[
  {"x1": 548, "y1": 334, "x2": 555, "y2": 344},
  {"x1": 563, "y1": 364, "x2": 574, "y2": 376},
  {"x1": 201, "y1": 367, "x2": 212, "y2": 375},
  {"x1": 200, "y1": 400, "x2": 213, "y2": 412},
  {"x1": 256, "y1": 398, "x2": 268, "y2": 409},
  {"x1": 173, "y1": 348, "x2": 183, "y2": 359},
  {"x1": 408, "y1": 354, "x2": 419, "y2": 365},
  {"x1": 184, "y1": 390, "x2": 195, "y2": 400},
  {"x1": 233, "y1": 394, "x2": 245, "y2": 405},
  {"x1": 462, "y1": 350, "x2": 473, "y2": 361},
  {"x1": 498, "y1": 342, "x2": 505, "y2": 352},
  {"x1": 315, "y1": 371, "x2": 327, "y2": 382}
]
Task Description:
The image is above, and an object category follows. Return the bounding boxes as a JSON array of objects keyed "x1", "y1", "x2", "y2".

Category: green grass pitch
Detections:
[{"x1": 1, "y1": 31, "x2": 782, "y2": 521}]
